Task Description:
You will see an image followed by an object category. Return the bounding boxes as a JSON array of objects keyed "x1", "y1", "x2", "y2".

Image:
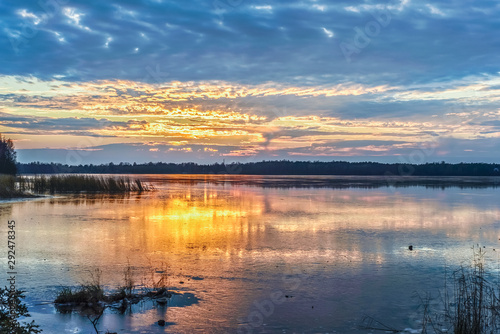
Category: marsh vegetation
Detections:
[
  {"x1": 55, "y1": 265, "x2": 173, "y2": 307},
  {"x1": 0, "y1": 174, "x2": 151, "y2": 198},
  {"x1": 54, "y1": 265, "x2": 180, "y2": 333}
]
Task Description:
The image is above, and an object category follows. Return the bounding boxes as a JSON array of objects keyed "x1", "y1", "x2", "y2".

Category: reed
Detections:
[
  {"x1": 122, "y1": 261, "x2": 134, "y2": 297},
  {"x1": 0, "y1": 174, "x2": 28, "y2": 198},
  {"x1": 21, "y1": 175, "x2": 150, "y2": 194},
  {"x1": 55, "y1": 269, "x2": 104, "y2": 305},
  {"x1": 54, "y1": 285, "x2": 105, "y2": 305},
  {"x1": 451, "y1": 248, "x2": 500, "y2": 334},
  {"x1": 416, "y1": 248, "x2": 500, "y2": 334},
  {"x1": 1, "y1": 174, "x2": 150, "y2": 197},
  {"x1": 361, "y1": 248, "x2": 500, "y2": 334}
]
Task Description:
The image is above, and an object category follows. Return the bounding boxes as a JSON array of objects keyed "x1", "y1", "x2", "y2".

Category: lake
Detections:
[{"x1": 1, "y1": 175, "x2": 500, "y2": 333}]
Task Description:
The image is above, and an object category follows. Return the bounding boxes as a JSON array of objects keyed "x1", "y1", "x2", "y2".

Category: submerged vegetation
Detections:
[{"x1": 0, "y1": 174, "x2": 151, "y2": 198}]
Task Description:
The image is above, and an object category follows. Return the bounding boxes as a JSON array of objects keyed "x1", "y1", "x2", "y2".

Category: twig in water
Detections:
[{"x1": 359, "y1": 315, "x2": 401, "y2": 333}]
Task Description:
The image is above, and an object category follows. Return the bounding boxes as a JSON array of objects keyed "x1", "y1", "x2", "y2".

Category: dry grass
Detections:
[
  {"x1": 55, "y1": 269, "x2": 104, "y2": 304},
  {"x1": 27, "y1": 175, "x2": 150, "y2": 193},
  {"x1": 451, "y1": 248, "x2": 500, "y2": 334},
  {"x1": 1, "y1": 174, "x2": 151, "y2": 197},
  {"x1": 361, "y1": 248, "x2": 500, "y2": 334},
  {"x1": 415, "y1": 248, "x2": 500, "y2": 334}
]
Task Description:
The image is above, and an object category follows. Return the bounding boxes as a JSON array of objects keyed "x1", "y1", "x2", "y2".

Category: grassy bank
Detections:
[{"x1": 0, "y1": 174, "x2": 150, "y2": 198}]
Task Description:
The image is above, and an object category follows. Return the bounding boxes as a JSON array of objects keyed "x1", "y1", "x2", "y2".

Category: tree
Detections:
[
  {"x1": 0, "y1": 135, "x2": 17, "y2": 175},
  {"x1": 0, "y1": 288, "x2": 41, "y2": 333}
]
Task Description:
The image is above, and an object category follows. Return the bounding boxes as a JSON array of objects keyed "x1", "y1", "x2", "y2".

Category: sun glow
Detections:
[{"x1": 2, "y1": 75, "x2": 500, "y2": 161}]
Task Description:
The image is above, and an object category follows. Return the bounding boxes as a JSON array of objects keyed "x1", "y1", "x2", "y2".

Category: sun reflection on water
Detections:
[{"x1": 1, "y1": 178, "x2": 500, "y2": 333}]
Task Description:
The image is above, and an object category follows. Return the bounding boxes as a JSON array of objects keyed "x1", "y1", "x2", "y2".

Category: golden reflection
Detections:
[
  {"x1": 2, "y1": 177, "x2": 500, "y2": 333},
  {"x1": 8, "y1": 183, "x2": 500, "y2": 277}
]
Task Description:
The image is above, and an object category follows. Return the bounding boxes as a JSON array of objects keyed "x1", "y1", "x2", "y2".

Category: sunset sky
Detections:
[{"x1": 1, "y1": 0, "x2": 500, "y2": 164}]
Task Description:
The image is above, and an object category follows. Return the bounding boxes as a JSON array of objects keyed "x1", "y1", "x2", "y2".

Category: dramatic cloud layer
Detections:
[{"x1": 1, "y1": 0, "x2": 499, "y2": 163}]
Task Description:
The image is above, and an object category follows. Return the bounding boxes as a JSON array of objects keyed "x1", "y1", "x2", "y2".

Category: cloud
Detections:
[
  {"x1": 2, "y1": 73, "x2": 500, "y2": 163},
  {"x1": 0, "y1": 112, "x2": 124, "y2": 134},
  {"x1": 1, "y1": 0, "x2": 500, "y2": 86},
  {"x1": 15, "y1": 143, "x2": 240, "y2": 164},
  {"x1": 2, "y1": 1, "x2": 500, "y2": 163}
]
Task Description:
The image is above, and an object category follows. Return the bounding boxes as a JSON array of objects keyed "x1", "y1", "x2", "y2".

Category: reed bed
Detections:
[
  {"x1": 0, "y1": 174, "x2": 150, "y2": 197},
  {"x1": 0, "y1": 174, "x2": 29, "y2": 198},
  {"x1": 26, "y1": 175, "x2": 150, "y2": 194}
]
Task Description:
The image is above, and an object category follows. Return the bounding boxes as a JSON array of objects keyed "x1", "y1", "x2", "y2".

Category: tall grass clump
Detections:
[
  {"x1": 413, "y1": 248, "x2": 500, "y2": 334},
  {"x1": 23, "y1": 175, "x2": 150, "y2": 194},
  {"x1": 451, "y1": 248, "x2": 500, "y2": 334},
  {"x1": 54, "y1": 285, "x2": 105, "y2": 305},
  {"x1": 55, "y1": 268, "x2": 104, "y2": 305},
  {"x1": 54, "y1": 265, "x2": 176, "y2": 334},
  {"x1": 362, "y1": 248, "x2": 500, "y2": 334}
]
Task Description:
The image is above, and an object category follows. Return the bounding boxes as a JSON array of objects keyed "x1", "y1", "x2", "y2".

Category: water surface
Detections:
[{"x1": 1, "y1": 175, "x2": 499, "y2": 333}]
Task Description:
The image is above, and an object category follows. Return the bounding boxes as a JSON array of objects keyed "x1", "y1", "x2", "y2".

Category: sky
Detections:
[{"x1": 1, "y1": 0, "x2": 500, "y2": 164}]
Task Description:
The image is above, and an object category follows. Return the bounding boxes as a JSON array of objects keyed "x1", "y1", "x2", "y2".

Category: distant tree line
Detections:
[{"x1": 16, "y1": 160, "x2": 500, "y2": 176}]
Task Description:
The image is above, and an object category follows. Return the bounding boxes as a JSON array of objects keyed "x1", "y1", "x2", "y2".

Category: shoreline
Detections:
[
  {"x1": 0, "y1": 194, "x2": 50, "y2": 203},
  {"x1": 114, "y1": 174, "x2": 500, "y2": 189},
  {"x1": 3, "y1": 175, "x2": 500, "y2": 195}
]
